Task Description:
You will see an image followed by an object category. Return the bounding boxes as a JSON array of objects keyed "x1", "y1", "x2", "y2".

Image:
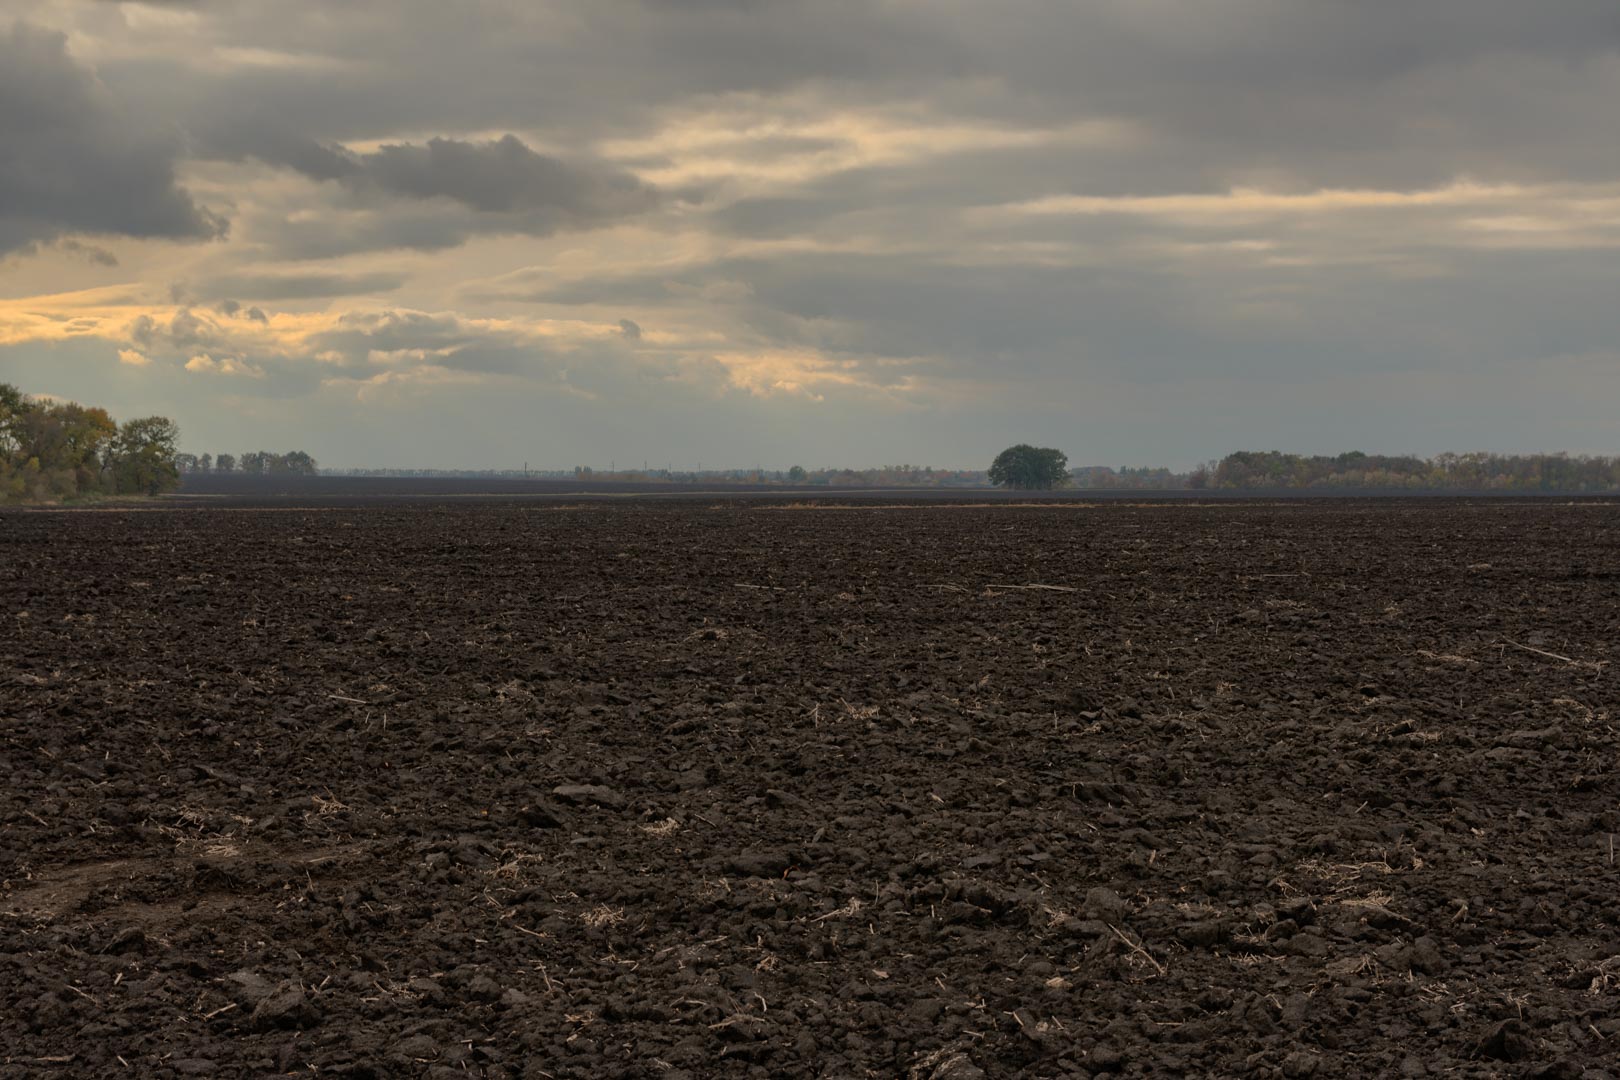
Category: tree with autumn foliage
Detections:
[{"x1": 0, "y1": 382, "x2": 182, "y2": 502}]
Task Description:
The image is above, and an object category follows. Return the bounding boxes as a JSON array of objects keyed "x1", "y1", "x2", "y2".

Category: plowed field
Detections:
[{"x1": 3, "y1": 500, "x2": 1618, "y2": 1078}]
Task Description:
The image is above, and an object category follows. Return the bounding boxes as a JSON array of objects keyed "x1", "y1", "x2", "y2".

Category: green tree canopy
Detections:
[
  {"x1": 988, "y1": 444, "x2": 1069, "y2": 490},
  {"x1": 111, "y1": 416, "x2": 182, "y2": 495}
]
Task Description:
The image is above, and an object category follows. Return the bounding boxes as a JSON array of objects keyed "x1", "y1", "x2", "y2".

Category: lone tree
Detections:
[
  {"x1": 989, "y1": 444, "x2": 1069, "y2": 490},
  {"x1": 111, "y1": 416, "x2": 182, "y2": 495}
]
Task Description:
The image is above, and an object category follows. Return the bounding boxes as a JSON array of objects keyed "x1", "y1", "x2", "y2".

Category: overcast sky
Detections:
[{"x1": 3, "y1": 1, "x2": 1619, "y2": 469}]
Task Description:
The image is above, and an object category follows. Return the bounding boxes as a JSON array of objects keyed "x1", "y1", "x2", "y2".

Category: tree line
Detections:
[
  {"x1": 0, "y1": 383, "x2": 182, "y2": 502},
  {"x1": 1, "y1": 383, "x2": 320, "y2": 503},
  {"x1": 6, "y1": 381, "x2": 1612, "y2": 500},
  {"x1": 1067, "y1": 451, "x2": 1620, "y2": 492},
  {"x1": 1203, "y1": 450, "x2": 1620, "y2": 492},
  {"x1": 177, "y1": 451, "x2": 318, "y2": 476}
]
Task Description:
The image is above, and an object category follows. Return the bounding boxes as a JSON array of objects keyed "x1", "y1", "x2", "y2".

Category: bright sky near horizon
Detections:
[{"x1": 2, "y1": 1, "x2": 1619, "y2": 469}]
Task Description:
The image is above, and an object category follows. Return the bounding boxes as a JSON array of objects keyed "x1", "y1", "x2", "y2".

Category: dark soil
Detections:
[{"x1": 2, "y1": 499, "x2": 1618, "y2": 1078}]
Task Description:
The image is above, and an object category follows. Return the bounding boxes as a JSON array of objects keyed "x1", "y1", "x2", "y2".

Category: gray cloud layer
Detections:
[
  {"x1": 92, "y1": 1, "x2": 1620, "y2": 189},
  {"x1": 4, "y1": 1, "x2": 1620, "y2": 466},
  {"x1": 342, "y1": 136, "x2": 652, "y2": 217},
  {"x1": 202, "y1": 130, "x2": 658, "y2": 252},
  {"x1": 0, "y1": 23, "x2": 221, "y2": 257},
  {"x1": 184, "y1": 270, "x2": 408, "y2": 302}
]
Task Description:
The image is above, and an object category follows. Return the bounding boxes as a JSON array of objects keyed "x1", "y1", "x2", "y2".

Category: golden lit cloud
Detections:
[
  {"x1": 184, "y1": 353, "x2": 265, "y2": 377},
  {"x1": 988, "y1": 180, "x2": 1620, "y2": 250},
  {"x1": 319, "y1": 365, "x2": 500, "y2": 405},
  {"x1": 0, "y1": 280, "x2": 929, "y2": 409},
  {"x1": 601, "y1": 99, "x2": 1139, "y2": 191},
  {"x1": 999, "y1": 181, "x2": 1534, "y2": 220},
  {"x1": 711, "y1": 347, "x2": 926, "y2": 402}
]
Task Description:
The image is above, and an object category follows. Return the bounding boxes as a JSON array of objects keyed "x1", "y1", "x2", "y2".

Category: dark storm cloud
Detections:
[
  {"x1": 87, "y1": 0, "x2": 1620, "y2": 192},
  {"x1": 347, "y1": 136, "x2": 653, "y2": 217},
  {"x1": 138, "y1": 0, "x2": 958, "y2": 148},
  {"x1": 199, "y1": 126, "x2": 357, "y2": 182},
  {"x1": 0, "y1": 23, "x2": 222, "y2": 257},
  {"x1": 211, "y1": 130, "x2": 655, "y2": 219},
  {"x1": 50, "y1": 1, "x2": 1620, "y2": 251},
  {"x1": 207, "y1": 131, "x2": 658, "y2": 254}
]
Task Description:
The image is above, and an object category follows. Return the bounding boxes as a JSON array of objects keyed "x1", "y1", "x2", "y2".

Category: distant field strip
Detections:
[{"x1": 758, "y1": 501, "x2": 1259, "y2": 510}]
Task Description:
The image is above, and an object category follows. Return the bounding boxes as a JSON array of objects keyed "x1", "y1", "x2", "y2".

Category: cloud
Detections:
[
  {"x1": 56, "y1": 238, "x2": 119, "y2": 266},
  {"x1": 348, "y1": 136, "x2": 653, "y2": 217},
  {"x1": 117, "y1": 348, "x2": 150, "y2": 366},
  {"x1": 6, "y1": 0, "x2": 1620, "y2": 467},
  {"x1": 187, "y1": 270, "x2": 409, "y2": 301},
  {"x1": 185, "y1": 353, "x2": 264, "y2": 377},
  {"x1": 0, "y1": 23, "x2": 223, "y2": 258},
  {"x1": 205, "y1": 132, "x2": 658, "y2": 254},
  {"x1": 72, "y1": 0, "x2": 1620, "y2": 197}
]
